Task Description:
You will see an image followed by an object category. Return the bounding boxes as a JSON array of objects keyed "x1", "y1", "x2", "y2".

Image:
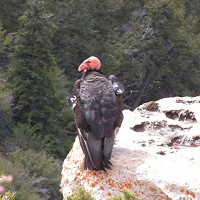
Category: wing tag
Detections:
[
  {"x1": 112, "y1": 82, "x2": 125, "y2": 95},
  {"x1": 67, "y1": 95, "x2": 77, "y2": 109}
]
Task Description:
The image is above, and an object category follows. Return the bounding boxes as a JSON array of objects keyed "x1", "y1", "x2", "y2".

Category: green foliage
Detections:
[
  {"x1": 7, "y1": 0, "x2": 60, "y2": 125},
  {"x1": 0, "y1": 21, "x2": 11, "y2": 71},
  {"x1": 109, "y1": 0, "x2": 200, "y2": 107},
  {"x1": 0, "y1": 0, "x2": 26, "y2": 32},
  {"x1": 0, "y1": 153, "x2": 43, "y2": 200},
  {"x1": 1, "y1": 0, "x2": 200, "y2": 108},
  {"x1": 53, "y1": 0, "x2": 134, "y2": 80},
  {"x1": 0, "y1": 148, "x2": 62, "y2": 200},
  {"x1": 6, "y1": 0, "x2": 75, "y2": 158},
  {"x1": 109, "y1": 189, "x2": 140, "y2": 200},
  {"x1": 9, "y1": 113, "x2": 74, "y2": 159},
  {"x1": 67, "y1": 188, "x2": 140, "y2": 200},
  {"x1": 122, "y1": 189, "x2": 140, "y2": 200},
  {"x1": 9, "y1": 148, "x2": 62, "y2": 200},
  {"x1": 0, "y1": 71, "x2": 12, "y2": 141},
  {"x1": 67, "y1": 188, "x2": 95, "y2": 200},
  {"x1": 0, "y1": 23, "x2": 6, "y2": 56},
  {"x1": 9, "y1": 123, "x2": 44, "y2": 151},
  {"x1": 0, "y1": 191, "x2": 16, "y2": 200},
  {"x1": 109, "y1": 197, "x2": 122, "y2": 200}
]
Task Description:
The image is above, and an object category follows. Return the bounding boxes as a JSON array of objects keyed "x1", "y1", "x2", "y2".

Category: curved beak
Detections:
[
  {"x1": 78, "y1": 58, "x2": 90, "y2": 71},
  {"x1": 78, "y1": 62, "x2": 88, "y2": 71}
]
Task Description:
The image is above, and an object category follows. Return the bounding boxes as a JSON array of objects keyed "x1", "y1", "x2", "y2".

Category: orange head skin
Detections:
[{"x1": 78, "y1": 56, "x2": 101, "y2": 72}]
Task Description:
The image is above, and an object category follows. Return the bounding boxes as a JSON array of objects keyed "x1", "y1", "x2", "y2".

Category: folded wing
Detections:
[{"x1": 73, "y1": 71, "x2": 123, "y2": 171}]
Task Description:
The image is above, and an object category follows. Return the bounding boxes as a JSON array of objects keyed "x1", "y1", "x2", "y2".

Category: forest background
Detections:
[{"x1": 0, "y1": 0, "x2": 199, "y2": 199}]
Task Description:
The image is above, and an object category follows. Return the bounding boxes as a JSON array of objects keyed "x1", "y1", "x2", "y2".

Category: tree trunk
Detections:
[{"x1": 130, "y1": 69, "x2": 152, "y2": 111}]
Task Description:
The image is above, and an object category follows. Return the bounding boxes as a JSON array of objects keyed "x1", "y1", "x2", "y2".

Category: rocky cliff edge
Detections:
[{"x1": 60, "y1": 96, "x2": 200, "y2": 200}]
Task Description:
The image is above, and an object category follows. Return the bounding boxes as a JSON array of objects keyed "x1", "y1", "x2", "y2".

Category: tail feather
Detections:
[
  {"x1": 78, "y1": 129, "x2": 115, "y2": 171},
  {"x1": 103, "y1": 134, "x2": 115, "y2": 160},
  {"x1": 87, "y1": 131, "x2": 103, "y2": 170},
  {"x1": 77, "y1": 132, "x2": 95, "y2": 170}
]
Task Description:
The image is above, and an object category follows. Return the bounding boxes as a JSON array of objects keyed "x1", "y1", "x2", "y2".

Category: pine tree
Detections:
[
  {"x1": 0, "y1": 0, "x2": 26, "y2": 32},
  {"x1": 53, "y1": 0, "x2": 134, "y2": 80},
  {"x1": 110, "y1": 0, "x2": 200, "y2": 108},
  {"x1": 7, "y1": 0, "x2": 70, "y2": 157},
  {"x1": 0, "y1": 21, "x2": 6, "y2": 68}
]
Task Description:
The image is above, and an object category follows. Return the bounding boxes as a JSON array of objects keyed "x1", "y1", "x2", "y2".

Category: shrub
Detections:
[
  {"x1": 67, "y1": 188, "x2": 95, "y2": 200},
  {"x1": 0, "y1": 153, "x2": 43, "y2": 200},
  {"x1": 67, "y1": 188, "x2": 141, "y2": 200},
  {"x1": 8, "y1": 123, "x2": 44, "y2": 152},
  {"x1": 8, "y1": 148, "x2": 62, "y2": 200},
  {"x1": 0, "y1": 191, "x2": 16, "y2": 200}
]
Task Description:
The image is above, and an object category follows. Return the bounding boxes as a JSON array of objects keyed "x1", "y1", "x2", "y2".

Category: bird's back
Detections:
[{"x1": 79, "y1": 71, "x2": 120, "y2": 139}]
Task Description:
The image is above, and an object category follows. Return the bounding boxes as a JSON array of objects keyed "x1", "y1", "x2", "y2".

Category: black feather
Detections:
[{"x1": 72, "y1": 71, "x2": 123, "y2": 171}]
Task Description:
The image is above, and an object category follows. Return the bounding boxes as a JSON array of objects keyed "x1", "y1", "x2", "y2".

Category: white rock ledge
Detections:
[{"x1": 61, "y1": 96, "x2": 200, "y2": 200}]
